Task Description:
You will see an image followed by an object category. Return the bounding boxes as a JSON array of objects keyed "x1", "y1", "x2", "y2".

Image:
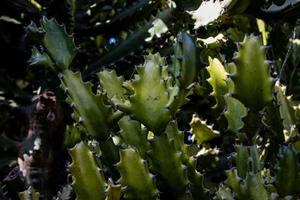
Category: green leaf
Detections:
[
  {"x1": 165, "y1": 122, "x2": 209, "y2": 199},
  {"x1": 105, "y1": 181, "x2": 121, "y2": 200},
  {"x1": 63, "y1": 125, "x2": 81, "y2": 148},
  {"x1": 19, "y1": 187, "x2": 40, "y2": 200},
  {"x1": 150, "y1": 134, "x2": 188, "y2": 195},
  {"x1": 256, "y1": 18, "x2": 268, "y2": 46},
  {"x1": 118, "y1": 53, "x2": 176, "y2": 134},
  {"x1": 262, "y1": 103, "x2": 284, "y2": 135},
  {"x1": 226, "y1": 27, "x2": 244, "y2": 42},
  {"x1": 116, "y1": 148, "x2": 158, "y2": 200},
  {"x1": 173, "y1": 32, "x2": 198, "y2": 89},
  {"x1": 61, "y1": 70, "x2": 113, "y2": 140},
  {"x1": 248, "y1": 146, "x2": 261, "y2": 173},
  {"x1": 224, "y1": 95, "x2": 248, "y2": 134},
  {"x1": 165, "y1": 121, "x2": 188, "y2": 157},
  {"x1": 41, "y1": 17, "x2": 77, "y2": 70},
  {"x1": 190, "y1": 114, "x2": 220, "y2": 145},
  {"x1": 243, "y1": 173, "x2": 268, "y2": 200},
  {"x1": 207, "y1": 57, "x2": 229, "y2": 109},
  {"x1": 225, "y1": 170, "x2": 241, "y2": 196},
  {"x1": 118, "y1": 116, "x2": 150, "y2": 158},
  {"x1": 216, "y1": 185, "x2": 235, "y2": 200},
  {"x1": 235, "y1": 145, "x2": 249, "y2": 178},
  {"x1": 275, "y1": 81, "x2": 300, "y2": 142},
  {"x1": 98, "y1": 70, "x2": 126, "y2": 105},
  {"x1": 98, "y1": 138, "x2": 120, "y2": 177},
  {"x1": 232, "y1": 36, "x2": 273, "y2": 110},
  {"x1": 235, "y1": 145, "x2": 261, "y2": 179},
  {"x1": 26, "y1": 21, "x2": 45, "y2": 43},
  {"x1": 275, "y1": 81, "x2": 299, "y2": 131},
  {"x1": 28, "y1": 47, "x2": 53, "y2": 68},
  {"x1": 169, "y1": 32, "x2": 198, "y2": 114},
  {"x1": 188, "y1": 171, "x2": 209, "y2": 200},
  {"x1": 226, "y1": 169, "x2": 268, "y2": 200},
  {"x1": 226, "y1": 153, "x2": 268, "y2": 200},
  {"x1": 69, "y1": 142, "x2": 106, "y2": 200},
  {"x1": 242, "y1": 111, "x2": 261, "y2": 139},
  {"x1": 168, "y1": 88, "x2": 190, "y2": 115},
  {"x1": 275, "y1": 145, "x2": 300, "y2": 196},
  {"x1": 146, "y1": 18, "x2": 168, "y2": 42}
]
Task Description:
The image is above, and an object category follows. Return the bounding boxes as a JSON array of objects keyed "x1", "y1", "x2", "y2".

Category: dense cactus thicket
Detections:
[{"x1": 1, "y1": 0, "x2": 300, "y2": 199}]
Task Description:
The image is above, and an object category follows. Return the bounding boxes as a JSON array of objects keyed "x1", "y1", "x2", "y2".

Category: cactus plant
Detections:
[{"x1": 2, "y1": 0, "x2": 300, "y2": 200}]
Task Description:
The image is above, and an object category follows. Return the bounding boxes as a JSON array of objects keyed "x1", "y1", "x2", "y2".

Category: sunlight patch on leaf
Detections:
[
  {"x1": 198, "y1": 33, "x2": 226, "y2": 45},
  {"x1": 188, "y1": 0, "x2": 232, "y2": 29},
  {"x1": 0, "y1": 16, "x2": 21, "y2": 24},
  {"x1": 146, "y1": 18, "x2": 168, "y2": 42}
]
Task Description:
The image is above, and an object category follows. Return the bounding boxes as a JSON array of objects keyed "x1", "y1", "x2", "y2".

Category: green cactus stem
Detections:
[
  {"x1": 105, "y1": 180, "x2": 121, "y2": 200},
  {"x1": 61, "y1": 70, "x2": 114, "y2": 141},
  {"x1": 118, "y1": 116, "x2": 150, "y2": 158},
  {"x1": 207, "y1": 57, "x2": 229, "y2": 109},
  {"x1": 117, "y1": 53, "x2": 176, "y2": 134},
  {"x1": 149, "y1": 134, "x2": 188, "y2": 196},
  {"x1": 190, "y1": 114, "x2": 220, "y2": 145},
  {"x1": 27, "y1": 17, "x2": 77, "y2": 71},
  {"x1": 226, "y1": 145, "x2": 268, "y2": 199},
  {"x1": 275, "y1": 145, "x2": 300, "y2": 196},
  {"x1": 275, "y1": 81, "x2": 299, "y2": 138},
  {"x1": 224, "y1": 95, "x2": 248, "y2": 139},
  {"x1": 173, "y1": 32, "x2": 199, "y2": 89},
  {"x1": 98, "y1": 70, "x2": 127, "y2": 106},
  {"x1": 116, "y1": 148, "x2": 158, "y2": 200},
  {"x1": 231, "y1": 36, "x2": 273, "y2": 111},
  {"x1": 69, "y1": 142, "x2": 106, "y2": 200}
]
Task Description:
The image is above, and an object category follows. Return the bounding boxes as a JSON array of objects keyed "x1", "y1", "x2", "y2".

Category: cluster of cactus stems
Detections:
[
  {"x1": 1, "y1": 0, "x2": 300, "y2": 199},
  {"x1": 19, "y1": 12, "x2": 300, "y2": 199}
]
